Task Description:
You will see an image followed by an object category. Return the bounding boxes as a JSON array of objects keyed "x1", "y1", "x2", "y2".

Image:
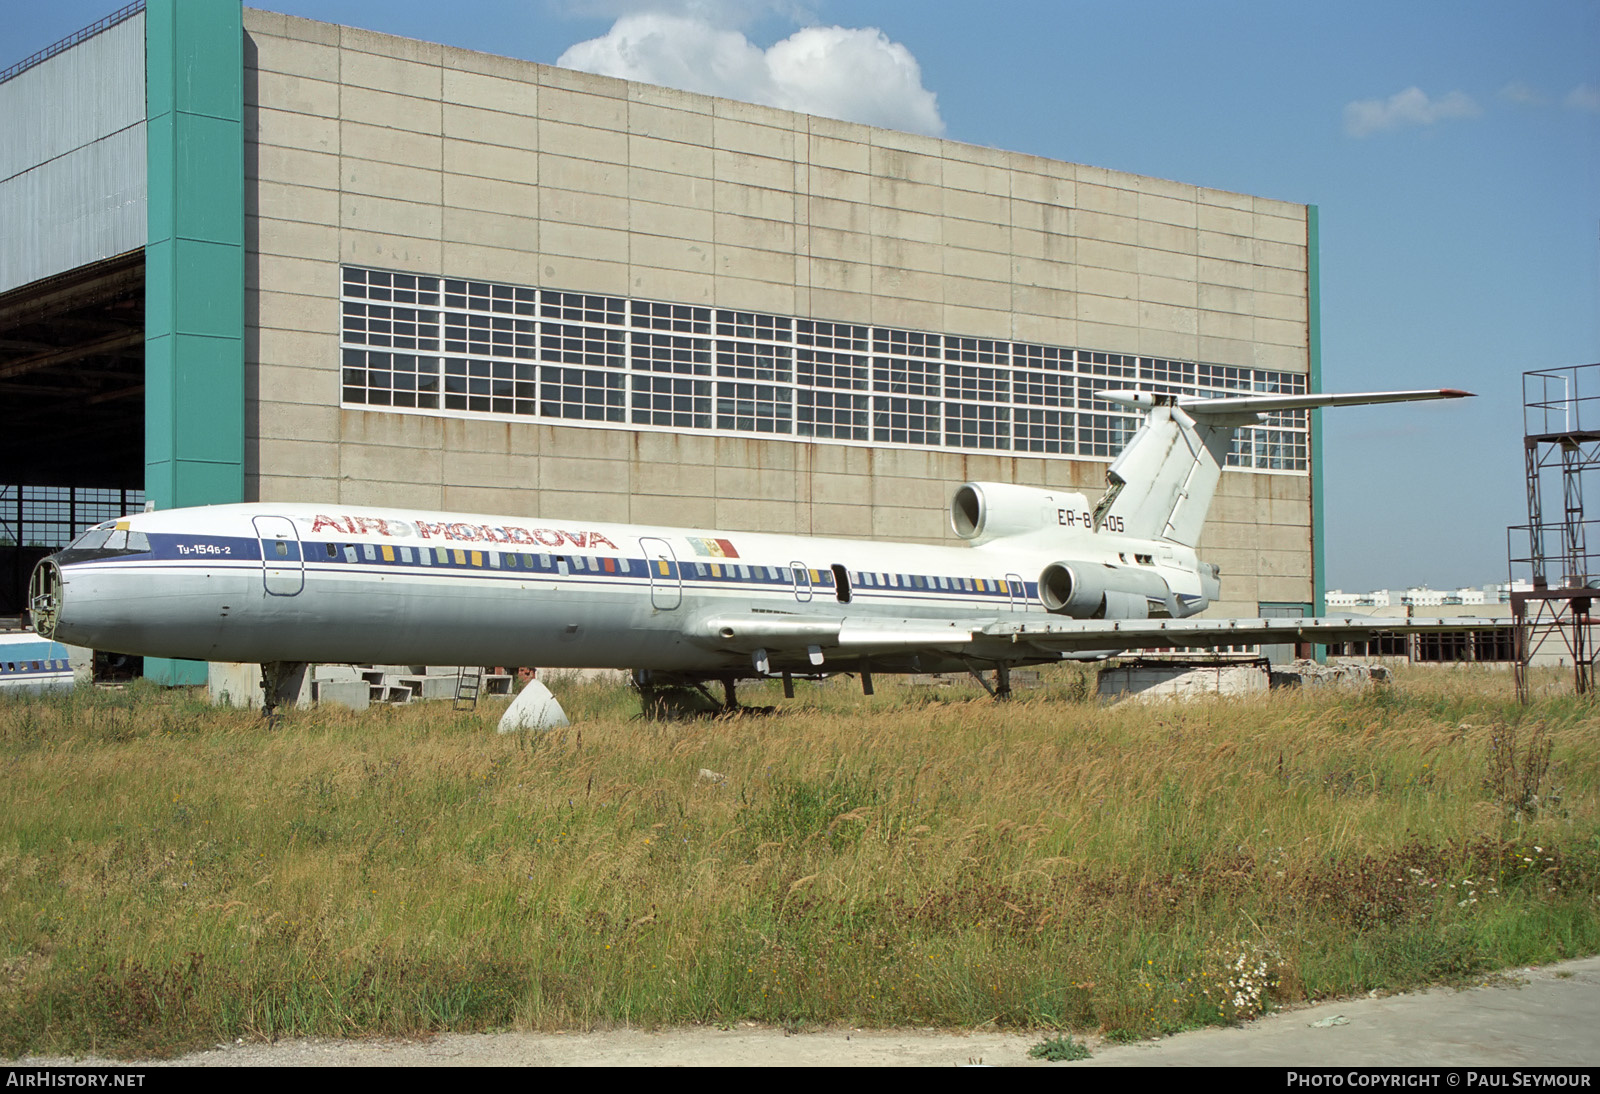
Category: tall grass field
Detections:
[{"x1": 2, "y1": 666, "x2": 1596, "y2": 1058}]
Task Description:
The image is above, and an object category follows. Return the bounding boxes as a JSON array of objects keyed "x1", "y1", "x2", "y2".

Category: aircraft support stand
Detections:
[{"x1": 259, "y1": 660, "x2": 308, "y2": 722}]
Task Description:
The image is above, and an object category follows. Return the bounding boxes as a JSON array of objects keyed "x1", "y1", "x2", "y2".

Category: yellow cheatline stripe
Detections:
[{"x1": 115, "y1": 521, "x2": 129, "y2": 530}]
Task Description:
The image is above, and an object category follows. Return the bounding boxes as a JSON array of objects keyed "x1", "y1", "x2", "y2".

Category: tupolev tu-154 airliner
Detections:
[{"x1": 29, "y1": 387, "x2": 1483, "y2": 711}]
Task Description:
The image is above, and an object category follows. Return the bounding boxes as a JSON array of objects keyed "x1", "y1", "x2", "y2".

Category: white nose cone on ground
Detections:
[{"x1": 497, "y1": 677, "x2": 571, "y2": 732}]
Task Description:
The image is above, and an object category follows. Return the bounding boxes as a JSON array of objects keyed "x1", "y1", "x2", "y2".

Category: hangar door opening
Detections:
[{"x1": 0, "y1": 251, "x2": 146, "y2": 621}]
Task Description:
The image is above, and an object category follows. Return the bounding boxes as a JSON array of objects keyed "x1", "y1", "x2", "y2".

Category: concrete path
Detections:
[{"x1": 17, "y1": 956, "x2": 1600, "y2": 1067}]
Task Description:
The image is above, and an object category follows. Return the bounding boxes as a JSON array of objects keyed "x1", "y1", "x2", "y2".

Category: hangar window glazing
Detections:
[{"x1": 339, "y1": 266, "x2": 1310, "y2": 472}]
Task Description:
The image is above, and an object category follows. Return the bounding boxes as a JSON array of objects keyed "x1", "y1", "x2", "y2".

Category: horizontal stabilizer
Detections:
[
  {"x1": 1099, "y1": 388, "x2": 1471, "y2": 418},
  {"x1": 1177, "y1": 388, "x2": 1472, "y2": 418}
]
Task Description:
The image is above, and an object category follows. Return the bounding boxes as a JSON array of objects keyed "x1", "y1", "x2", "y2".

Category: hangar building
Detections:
[{"x1": 0, "y1": 1, "x2": 1324, "y2": 682}]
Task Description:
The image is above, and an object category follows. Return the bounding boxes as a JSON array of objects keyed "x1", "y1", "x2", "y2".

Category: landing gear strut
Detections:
[{"x1": 963, "y1": 662, "x2": 1013, "y2": 701}]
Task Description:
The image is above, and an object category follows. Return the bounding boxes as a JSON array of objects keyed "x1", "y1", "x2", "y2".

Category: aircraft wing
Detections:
[
  {"x1": 976, "y1": 615, "x2": 1506, "y2": 656},
  {"x1": 687, "y1": 611, "x2": 1505, "y2": 663}
]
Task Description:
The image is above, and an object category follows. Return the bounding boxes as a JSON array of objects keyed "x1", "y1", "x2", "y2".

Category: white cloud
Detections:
[
  {"x1": 1565, "y1": 83, "x2": 1600, "y2": 113},
  {"x1": 556, "y1": 0, "x2": 814, "y2": 26},
  {"x1": 556, "y1": 12, "x2": 945, "y2": 136},
  {"x1": 1342, "y1": 87, "x2": 1481, "y2": 137},
  {"x1": 1499, "y1": 81, "x2": 1544, "y2": 106}
]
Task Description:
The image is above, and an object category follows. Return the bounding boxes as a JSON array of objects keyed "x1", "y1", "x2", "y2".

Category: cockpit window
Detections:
[
  {"x1": 58, "y1": 527, "x2": 150, "y2": 561},
  {"x1": 70, "y1": 528, "x2": 113, "y2": 551}
]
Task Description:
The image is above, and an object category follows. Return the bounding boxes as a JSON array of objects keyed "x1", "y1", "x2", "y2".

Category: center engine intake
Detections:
[{"x1": 1038, "y1": 560, "x2": 1175, "y2": 620}]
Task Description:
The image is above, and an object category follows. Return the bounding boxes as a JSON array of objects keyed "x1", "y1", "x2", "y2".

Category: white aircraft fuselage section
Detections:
[
  {"x1": 29, "y1": 388, "x2": 1479, "y2": 679},
  {"x1": 33, "y1": 499, "x2": 1207, "y2": 674}
]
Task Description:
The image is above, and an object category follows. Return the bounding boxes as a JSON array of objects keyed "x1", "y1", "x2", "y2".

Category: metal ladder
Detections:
[{"x1": 453, "y1": 665, "x2": 483, "y2": 711}]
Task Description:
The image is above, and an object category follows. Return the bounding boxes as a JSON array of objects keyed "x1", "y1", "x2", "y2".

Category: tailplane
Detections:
[{"x1": 1096, "y1": 388, "x2": 1470, "y2": 547}]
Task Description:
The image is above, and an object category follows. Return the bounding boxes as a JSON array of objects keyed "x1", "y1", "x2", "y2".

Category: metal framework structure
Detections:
[{"x1": 1509, "y1": 363, "x2": 1600, "y2": 700}]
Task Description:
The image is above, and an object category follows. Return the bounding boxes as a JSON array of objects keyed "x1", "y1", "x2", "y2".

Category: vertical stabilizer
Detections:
[{"x1": 1097, "y1": 404, "x2": 1235, "y2": 546}]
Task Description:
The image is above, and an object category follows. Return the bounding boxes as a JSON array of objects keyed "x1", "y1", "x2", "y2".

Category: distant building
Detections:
[{"x1": 1324, "y1": 584, "x2": 1518, "y2": 664}]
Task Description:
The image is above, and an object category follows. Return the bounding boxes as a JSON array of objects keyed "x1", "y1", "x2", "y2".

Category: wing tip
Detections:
[{"x1": 1440, "y1": 388, "x2": 1475, "y2": 398}]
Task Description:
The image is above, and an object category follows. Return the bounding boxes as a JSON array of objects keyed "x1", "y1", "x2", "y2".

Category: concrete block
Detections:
[
  {"x1": 632, "y1": 81, "x2": 713, "y2": 117},
  {"x1": 397, "y1": 675, "x2": 461, "y2": 700},
  {"x1": 251, "y1": 69, "x2": 339, "y2": 118},
  {"x1": 447, "y1": 139, "x2": 539, "y2": 184},
  {"x1": 1253, "y1": 238, "x2": 1305, "y2": 272},
  {"x1": 251, "y1": 216, "x2": 339, "y2": 262},
  {"x1": 630, "y1": 133, "x2": 713, "y2": 179},
  {"x1": 340, "y1": 194, "x2": 443, "y2": 240},
  {"x1": 444, "y1": 68, "x2": 537, "y2": 116},
  {"x1": 1099, "y1": 659, "x2": 1269, "y2": 702},
  {"x1": 340, "y1": 86, "x2": 442, "y2": 134},
  {"x1": 341, "y1": 48, "x2": 441, "y2": 99},
  {"x1": 444, "y1": 103, "x2": 538, "y2": 150},
  {"x1": 372, "y1": 684, "x2": 414, "y2": 703},
  {"x1": 626, "y1": 265, "x2": 713, "y2": 303},
  {"x1": 209, "y1": 662, "x2": 261, "y2": 708},
  {"x1": 710, "y1": 273, "x2": 795, "y2": 315},
  {"x1": 713, "y1": 149, "x2": 792, "y2": 191},
  {"x1": 341, "y1": 121, "x2": 441, "y2": 171},
  {"x1": 629, "y1": 100, "x2": 712, "y2": 145},
  {"x1": 314, "y1": 679, "x2": 370, "y2": 710},
  {"x1": 442, "y1": 207, "x2": 538, "y2": 252},
  {"x1": 544, "y1": 220, "x2": 630, "y2": 263},
  {"x1": 632, "y1": 201, "x2": 713, "y2": 242},
  {"x1": 537, "y1": 82, "x2": 628, "y2": 130},
  {"x1": 250, "y1": 31, "x2": 339, "y2": 83},
  {"x1": 252, "y1": 143, "x2": 340, "y2": 190},
  {"x1": 540, "y1": 155, "x2": 628, "y2": 199},
  {"x1": 256, "y1": 179, "x2": 339, "y2": 227}
]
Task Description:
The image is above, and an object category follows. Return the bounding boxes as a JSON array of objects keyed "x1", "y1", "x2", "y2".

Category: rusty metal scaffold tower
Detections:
[{"x1": 1509, "y1": 363, "x2": 1600, "y2": 700}]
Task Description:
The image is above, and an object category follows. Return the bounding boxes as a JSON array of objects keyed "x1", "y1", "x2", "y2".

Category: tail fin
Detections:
[{"x1": 1094, "y1": 388, "x2": 1470, "y2": 547}]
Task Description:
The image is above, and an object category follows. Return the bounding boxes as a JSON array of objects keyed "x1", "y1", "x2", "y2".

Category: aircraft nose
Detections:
[{"x1": 28, "y1": 556, "x2": 64, "y2": 638}]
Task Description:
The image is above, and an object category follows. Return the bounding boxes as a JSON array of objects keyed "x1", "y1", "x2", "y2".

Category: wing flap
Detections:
[
  {"x1": 690, "y1": 613, "x2": 976, "y2": 653},
  {"x1": 980, "y1": 615, "x2": 1506, "y2": 654}
]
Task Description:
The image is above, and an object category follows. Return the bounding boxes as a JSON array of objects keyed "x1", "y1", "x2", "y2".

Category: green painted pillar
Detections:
[{"x1": 145, "y1": 0, "x2": 245, "y2": 686}]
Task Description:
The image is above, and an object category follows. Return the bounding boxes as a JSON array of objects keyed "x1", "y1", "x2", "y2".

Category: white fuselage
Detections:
[
  {"x1": 0, "y1": 632, "x2": 75, "y2": 693},
  {"x1": 35, "y1": 501, "x2": 1209, "y2": 676}
]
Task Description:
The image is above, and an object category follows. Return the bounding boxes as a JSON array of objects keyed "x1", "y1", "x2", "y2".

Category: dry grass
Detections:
[{"x1": 1, "y1": 664, "x2": 1596, "y2": 1056}]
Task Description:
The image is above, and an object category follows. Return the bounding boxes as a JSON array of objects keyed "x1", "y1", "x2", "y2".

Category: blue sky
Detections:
[{"x1": 9, "y1": 0, "x2": 1598, "y2": 592}]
